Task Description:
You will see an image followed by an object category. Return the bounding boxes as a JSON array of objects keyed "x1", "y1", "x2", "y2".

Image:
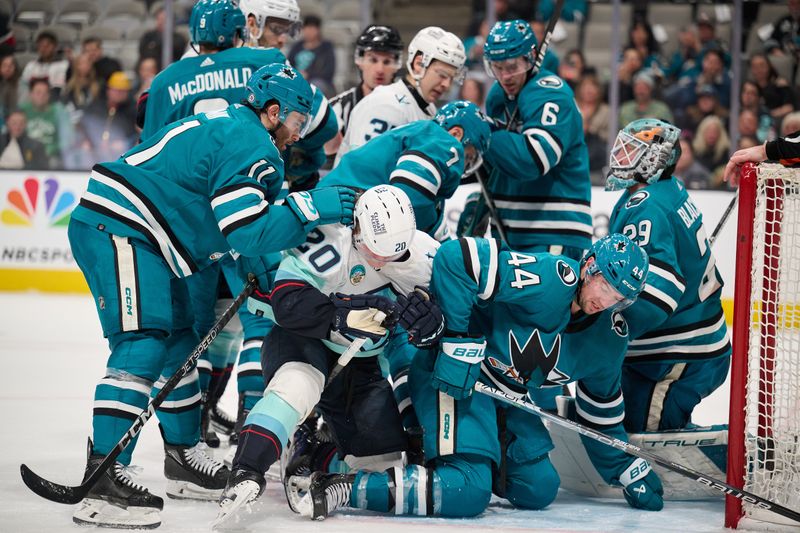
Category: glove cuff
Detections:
[
  {"x1": 286, "y1": 191, "x2": 320, "y2": 228},
  {"x1": 619, "y1": 458, "x2": 652, "y2": 487},
  {"x1": 441, "y1": 336, "x2": 486, "y2": 364}
]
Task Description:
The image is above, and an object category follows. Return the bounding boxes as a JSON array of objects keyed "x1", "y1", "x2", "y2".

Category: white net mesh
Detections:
[{"x1": 743, "y1": 163, "x2": 800, "y2": 526}]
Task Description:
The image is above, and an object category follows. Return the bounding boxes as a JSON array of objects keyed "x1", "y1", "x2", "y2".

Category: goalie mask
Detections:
[
  {"x1": 353, "y1": 185, "x2": 416, "y2": 266},
  {"x1": 580, "y1": 234, "x2": 648, "y2": 311},
  {"x1": 606, "y1": 118, "x2": 682, "y2": 191}
]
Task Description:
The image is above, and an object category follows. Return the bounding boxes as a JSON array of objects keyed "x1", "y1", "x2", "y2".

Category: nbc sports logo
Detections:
[{"x1": 1, "y1": 176, "x2": 76, "y2": 228}]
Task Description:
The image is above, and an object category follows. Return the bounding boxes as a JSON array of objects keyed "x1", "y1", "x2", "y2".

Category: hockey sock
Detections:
[
  {"x1": 234, "y1": 391, "x2": 301, "y2": 473},
  {"x1": 351, "y1": 465, "x2": 433, "y2": 515},
  {"x1": 153, "y1": 327, "x2": 202, "y2": 446}
]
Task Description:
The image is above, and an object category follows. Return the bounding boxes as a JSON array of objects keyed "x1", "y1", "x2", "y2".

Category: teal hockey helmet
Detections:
[
  {"x1": 606, "y1": 118, "x2": 682, "y2": 191},
  {"x1": 582, "y1": 233, "x2": 649, "y2": 309},
  {"x1": 483, "y1": 19, "x2": 537, "y2": 65},
  {"x1": 435, "y1": 100, "x2": 493, "y2": 175},
  {"x1": 189, "y1": 0, "x2": 246, "y2": 50},
  {"x1": 245, "y1": 63, "x2": 313, "y2": 121}
]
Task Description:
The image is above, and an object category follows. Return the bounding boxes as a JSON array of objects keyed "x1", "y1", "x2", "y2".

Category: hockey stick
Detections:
[
  {"x1": 473, "y1": 165, "x2": 509, "y2": 245},
  {"x1": 328, "y1": 337, "x2": 367, "y2": 381},
  {"x1": 709, "y1": 191, "x2": 738, "y2": 245},
  {"x1": 20, "y1": 275, "x2": 258, "y2": 505},
  {"x1": 475, "y1": 382, "x2": 800, "y2": 524}
]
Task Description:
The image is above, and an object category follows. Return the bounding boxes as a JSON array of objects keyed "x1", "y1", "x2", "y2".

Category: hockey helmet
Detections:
[
  {"x1": 581, "y1": 234, "x2": 649, "y2": 310},
  {"x1": 353, "y1": 185, "x2": 417, "y2": 262},
  {"x1": 245, "y1": 63, "x2": 313, "y2": 128},
  {"x1": 355, "y1": 24, "x2": 404, "y2": 65},
  {"x1": 406, "y1": 26, "x2": 466, "y2": 84},
  {"x1": 435, "y1": 100, "x2": 493, "y2": 175},
  {"x1": 607, "y1": 118, "x2": 682, "y2": 191},
  {"x1": 483, "y1": 19, "x2": 537, "y2": 78},
  {"x1": 189, "y1": 0, "x2": 246, "y2": 50},
  {"x1": 238, "y1": 0, "x2": 300, "y2": 40}
]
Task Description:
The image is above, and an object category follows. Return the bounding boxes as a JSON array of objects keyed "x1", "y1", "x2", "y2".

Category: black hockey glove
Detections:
[
  {"x1": 395, "y1": 286, "x2": 445, "y2": 348},
  {"x1": 330, "y1": 292, "x2": 398, "y2": 341}
]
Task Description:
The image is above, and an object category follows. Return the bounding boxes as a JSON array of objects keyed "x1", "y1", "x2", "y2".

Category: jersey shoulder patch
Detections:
[
  {"x1": 537, "y1": 75, "x2": 564, "y2": 89},
  {"x1": 625, "y1": 190, "x2": 650, "y2": 209},
  {"x1": 610, "y1": 310, "x2": 628, "y2": 337},
  {"x1": 556, "y1": 259, "x2": 578, "y2": 286}
]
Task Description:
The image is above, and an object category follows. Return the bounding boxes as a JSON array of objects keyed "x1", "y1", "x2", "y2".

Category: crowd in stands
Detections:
[{"x1": 0, "y1": 0, "x2": 797, "y2": 193}]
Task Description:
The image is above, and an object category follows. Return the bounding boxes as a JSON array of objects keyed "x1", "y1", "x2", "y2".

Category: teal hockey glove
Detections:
[
  {"x1": 431, "y1": 336, "x2": 486, "y2": 400},
  {"x1": 286, "y1": 187, "x2": 357, "y2": 228},
  {"x1": 619, "y1": 458, "x2": 664, "y2": 511}
]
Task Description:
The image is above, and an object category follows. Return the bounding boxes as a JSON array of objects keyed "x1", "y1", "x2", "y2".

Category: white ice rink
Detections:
[{"x1": 0, "y1": 292, "x2": 739, "y2": 532}]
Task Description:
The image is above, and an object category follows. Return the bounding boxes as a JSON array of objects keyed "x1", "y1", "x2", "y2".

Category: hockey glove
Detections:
[
  {"x1": 619, "y1": 458, "x2": 664, "y2": 511},
  {"x1": 457, "y1": 191, "x2": 489, "y2": 238},
  {"x1": 286, "y1": 186, "x2": 357, "y2": 229},
  {"x1": 431, "y1": 336, "x2": 486, "y2": 400},
  {"x1": 330, "y1": 292, "x2": 397, "y2": 342},
  {"x1": 395, "y1": 286, "x2": 445, "y2": 348}
]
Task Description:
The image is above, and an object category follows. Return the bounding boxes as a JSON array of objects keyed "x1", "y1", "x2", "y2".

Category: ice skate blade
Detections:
[
  {"x1": 165, "y1": 479, "x2": 223, "y2": 501},
  {"x1": 285, "y1": 475, "x2": 313, "y2": 516},
  {"x1": 72, "y1": 497, "x2": 161, "y2": 529},
  {"x1": 211, "y1": 480, "x2": 261, "y2": 529}
]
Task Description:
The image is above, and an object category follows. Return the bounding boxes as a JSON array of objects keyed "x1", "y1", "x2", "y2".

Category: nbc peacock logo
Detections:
[{"x1": 1, "y1": 176, "x2": 76, "y2": 228}]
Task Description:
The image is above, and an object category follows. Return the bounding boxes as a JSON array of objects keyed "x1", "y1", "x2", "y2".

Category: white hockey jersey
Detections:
[{"x1": 334, "y1": 78, "x2": 437, "y2": 165}]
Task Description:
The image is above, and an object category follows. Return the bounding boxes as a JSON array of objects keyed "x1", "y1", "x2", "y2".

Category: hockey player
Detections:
[
  {"x1": 478, "y1": 20, "x2": 592, "y2": 259},
  {"x1": 67, "y1": 63, "x2": 356, "y2": 529},
  {"x1": 213, "y1": 185, "x2": 442, "y2": 526},
  {"x1": 606, "y1": 118, "x2": 731, "y2": 432},
  {"x1": 335, "y1": 26, "x2": 467, "y2": 164},
  {"x1": 289, "y1": 234, "x2": 666, "y2": 520},
  {"x1": 322, "y1": 100, "x2": 492, "y2": 240},
  {"x1": 323, "y1": 24, "x2": 404, "y2": 164}
]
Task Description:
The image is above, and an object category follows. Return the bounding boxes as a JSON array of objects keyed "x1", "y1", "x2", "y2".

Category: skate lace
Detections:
[
  {"x1": 113, "y1": 464, "x2": 148, "y2": 493},
  {"x1": 325, "y1": 481, "x2": 352, "y2": 511},
  {"x1": 213, "y1": 405, "x2": 236, "y2": 425},
  {"x1": 183, "y1": 442, "x2": 224, "y2": 476}
]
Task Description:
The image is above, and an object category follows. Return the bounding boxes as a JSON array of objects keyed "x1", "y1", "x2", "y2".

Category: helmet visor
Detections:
[
  {"x1": 585, "y1": 264, "x2": 635, "y2": 312},
  {"x1": 610, "y1": 130, "x2": 650, "y2": 172},
  {"x1": 485, "y1": 56, "x2": 531, "y2": 79},
  {"x1": 354, "y1": 237, "x2": 405, "y2": 267},
  {"x1": 463, "y1": 144, "x2": 483, "y2": 177},
  {"x1": 283, "y1": 110, "x2": 309, "y2": 138},
  {"x1": 266, "y1": 18, "x2": 300, "y2": 38}
]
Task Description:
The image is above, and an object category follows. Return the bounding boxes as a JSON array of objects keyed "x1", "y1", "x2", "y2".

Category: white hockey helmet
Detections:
[
  {"x1": 238, "y1": 0, "x2": 300, "y2": 39},
  {"x1": 354, "y1": 185, "x2": 416, "y2": 260},
  {"x1": 406, "y1": 26, "x2": 466, "y2": 83}
]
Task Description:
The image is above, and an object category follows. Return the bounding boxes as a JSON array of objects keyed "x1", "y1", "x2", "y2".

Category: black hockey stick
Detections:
[
  {"x1": 475, "y1": 382, "x2": 800, "y2": 524},
  {"x1": 709, "y1": 191, "x2": 738, "y2": 245},
  {"x1": 20, "y1": 275, "x2": 258, "y2": 505}
]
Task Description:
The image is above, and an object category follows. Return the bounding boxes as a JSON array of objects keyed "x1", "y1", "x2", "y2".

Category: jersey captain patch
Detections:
[{"x1": 625, "y1": 190, "x2": 650, "y2": 209}]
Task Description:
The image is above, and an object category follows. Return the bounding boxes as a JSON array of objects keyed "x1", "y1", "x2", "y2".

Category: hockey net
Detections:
[{"x1": 726, "y1": 162, "x2": 800, "y2": 529}]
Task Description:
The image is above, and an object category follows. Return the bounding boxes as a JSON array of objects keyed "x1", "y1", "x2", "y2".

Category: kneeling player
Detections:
[
  {"x1": 213, "y1": 185, "x2": 442, "y2": 525},
  {"x1": 290, "y1": 234, "x2": 666, "y2": 519}
]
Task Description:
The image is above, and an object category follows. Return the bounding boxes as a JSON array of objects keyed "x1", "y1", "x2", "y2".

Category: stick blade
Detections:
[{"x1": 20, "y1": 463, "x2": 86, "y2": 505}]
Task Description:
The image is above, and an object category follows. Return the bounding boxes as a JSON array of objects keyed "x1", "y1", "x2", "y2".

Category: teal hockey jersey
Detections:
[
  {"x1": 484, "y1": 69, "x2": 592, "y2": 251},
  {"x1": 141, "y1": 46, "x2": 286, "y2": 141},
  {"x1": 609, "y1": 177, "x2": 731, "y2": 363},
  {"x1": 320, "y1": 120, "x2": 465, "y2": 237},
  {"x1": 71, "y1": 104, "x2": 308, "y2": 278}
]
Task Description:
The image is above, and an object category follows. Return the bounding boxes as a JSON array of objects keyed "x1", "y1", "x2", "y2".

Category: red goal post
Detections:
[{"x1": 726, "y1": 162, "x2": 800, "y2": 529}]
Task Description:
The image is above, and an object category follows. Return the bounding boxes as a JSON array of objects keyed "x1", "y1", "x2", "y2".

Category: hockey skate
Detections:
[
  {"x1": 283, "y1": 415, "x2": 336, "y2": 481},
  {"x1": 211, "y1": 467, "x2": 266, "y2": 529},
  {"x1": 209, "y1": 403, "x2": 236, "y2": 438},
  {"x1": 286, "y1": 471, "x2": 355, "y2": 520},
  {"x1": 164, "y1": 439, "x2": 230, "y2": 501},
  {"x1": 201, "y1": 400, "x2": 221, "y2": 448},
  {"x1": 72, "y1": 440, "x2": 164, "y2": 529}
]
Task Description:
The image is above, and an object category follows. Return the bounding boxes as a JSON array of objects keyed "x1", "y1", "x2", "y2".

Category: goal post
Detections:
[{"x1": 726, "y1": 162, "x2": 800, "y2": 529}]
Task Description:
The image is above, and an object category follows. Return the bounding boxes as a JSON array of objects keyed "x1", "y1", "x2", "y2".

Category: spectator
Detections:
[
  {"x1": 463, "y1": 19, "x2": 489, "y2": 71},
  {"x1": 618, "y1": 46, "x2": 644, "y2": 102},
  {"x1": 681, "y1": 83, "x2": 729, "y2": 137},
  {"x1": 740, "y1": 80, "x2": 775, "y2": 142},
  {"x1": 780, "y1": 111, "x2": 800, "y2": 137},
  {"x1": 134, "y1": 56, "x2": 159, "y2": 100},
  {"x1": 575, "y1": 74, "x2": 610, "y2": 173},
  {"x1": 20, "y1": 30, "x2": 69, "y2": 100},
  {"x1": 748, "y1": 53, "x2": 795, "y2": 120},
  {"x1": 663, "y1": 25, "x2": 701, "y2": 81},
  {"x1": 79, "y1": 37, "x2": 123, "y2": 86},
  {"x1": 0, "y1": 54, "x2": 20, "y2": 119},
  {"x1": 767, "y1": 0, "x2": 800, "y2": 59},
  {"x1": 459, "y1": 76, "x2": 485, "y2": 108},
  {"x1": 0, "y1": 110, "x2": 49, "y2": 169},
  {"x1": 738, "y1": 109, "x2": 761, "y2": 142},
  {"x1": 737, "y1": 135, "x2": 760, "y2": 150},
  {"x1": 288, "y1": 15, "x2": 336, "y2": 96},
  {"x1": 76, "y1": 72, "x2": 138, "y2": 167},
  {"x1": 674, "y1": 137, "x2": 710, "y2": 190},
  {"x1": 696, "y1": 13, "x2": 730, "y2": 67},
  {"x1": 558, "y1": 49, "x2": 592, "y2": 90},
  {"x1": 538, "y1": 0, "x2": 587, "y2": 23},
  {"x1": 19, "y1": 78, "x2": 72, "y2": 168},
  {"x1": 627, "y1": 17, "x2": 661, "y2": 71},
  {"x1": 139, "y1": 5, "x2": 188, "y2": 65},
  {"x1": 61, "y1": 53, "x2": 100, "y2": 124},
  {"x1": 619, "y1": 71, "x2": 673, "y2": 126},
  {"x1": 692, "y1": 115, "x2": 731, "y2": 177}
]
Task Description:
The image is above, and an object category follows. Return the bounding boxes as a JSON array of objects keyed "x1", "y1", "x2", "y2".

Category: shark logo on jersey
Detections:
[
  {"x1": 349, "y1": 264, "x2": 366, "y2": 284},
  {"x1": 556, "y1": 260, "x2": 577, "y2": 286},
  {"x1": 537, "y1": 76, "x2": 563, "y2": 89},
  {"x1": 611, "y1": 310, "x2": 628, "y2": 337},
  {"x1": 488, "y1": 329, "x2": 568, "y2": 386},
  {"x1": 625, "y1": 190, "x2": 650, "y2": 209}
]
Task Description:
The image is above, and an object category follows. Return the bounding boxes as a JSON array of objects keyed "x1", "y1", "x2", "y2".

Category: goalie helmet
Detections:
[
  {"x1": 189, "y1": 0, "x2": 245, "y2": 50},
  {"x1": 406, "y1": 26, "x2": 466, "y2": 83},
  {"x1": 582, "y1": 233, "x2": 649, "y2": 308},
  {"x1": 355, "y1": 25, "x2": 403, "y2": 63},
  {"x1": 245, "y1": 63, "x2": 313, "y2": 119},
  {"x1": 238, "y1": 0, "x2": 300, "y2": 39},
  {"x1": 606, "y1": 118, "x2": 682, "y2": 191},
  {"x1": 354, "y1": 185, "x2": 416, "y2": 259},
  {"x1": 434, "y1": 100, "x2": 493, "y2": 175},
  {"x1": 483, "y1": 19, "x2": 537, "y2": 64}
]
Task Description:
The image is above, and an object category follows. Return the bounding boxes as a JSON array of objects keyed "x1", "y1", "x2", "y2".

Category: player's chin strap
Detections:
[{"x1": 474, "y1": 382, "x2": 800, "y2": 524}]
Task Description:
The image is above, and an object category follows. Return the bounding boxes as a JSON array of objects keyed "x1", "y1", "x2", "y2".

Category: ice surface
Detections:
[{"x1": 0, "y1": 293, "x2": 735, "y2": 532}]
